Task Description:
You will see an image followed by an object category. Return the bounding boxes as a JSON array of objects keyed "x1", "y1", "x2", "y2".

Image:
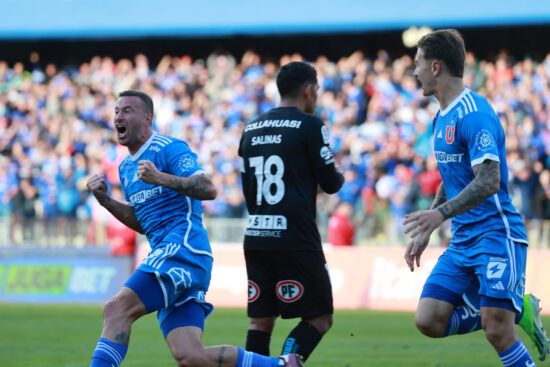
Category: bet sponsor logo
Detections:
[
  {"x1": 434, "y1": 151, "x2": 464, "y2": 164},
  {"x1": 276, "y1": 280, "x2": 304, "y2": 303}
]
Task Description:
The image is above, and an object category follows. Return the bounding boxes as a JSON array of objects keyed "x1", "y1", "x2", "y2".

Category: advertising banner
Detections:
[
  {"x1": 3, "y1": 245, "x2": 550, "y2": 315},
  {"x1": 0, "y1": 249, "x2": 132, "y2": 303},
  {"x1": 206, "y1": 245, "x2": 550, "y2": 314}
]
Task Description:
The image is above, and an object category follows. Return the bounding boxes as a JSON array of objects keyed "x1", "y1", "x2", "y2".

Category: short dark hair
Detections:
[
  {"x1": 417, "y1": 29, "x2": 466, "y2": 78},
  {"x1": 119, "y1": 90, "x2": 154, "y2": 115},
  {"x1": 276, "y1": 62, "x2": 318, "y2": 99}
]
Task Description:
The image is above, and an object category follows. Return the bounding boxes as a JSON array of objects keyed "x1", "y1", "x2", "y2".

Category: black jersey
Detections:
[{"x1": 238, "y1": 107, "x2": 337, "y2": 251}]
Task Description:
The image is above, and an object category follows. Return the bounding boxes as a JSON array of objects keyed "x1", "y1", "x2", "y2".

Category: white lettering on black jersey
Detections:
[{"x1": 238, "y1": 107, "x2": 335, "y2": 251}]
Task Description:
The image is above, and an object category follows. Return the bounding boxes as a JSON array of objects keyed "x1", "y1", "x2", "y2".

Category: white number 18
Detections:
[{"x1": 249, "y1": 155, "x2": 285, "y2": 205}]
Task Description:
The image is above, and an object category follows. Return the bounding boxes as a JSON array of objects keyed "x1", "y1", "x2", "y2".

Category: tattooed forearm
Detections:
[
  {"x1": 437, "y1": 160, "x2": 500, "y2": 219},
  {"x1": 430, "y1": 183, "x2": 447, "y2": 209},
  {"x1": 217, "y1": 346, "x2": 226, "y2": 367},
  {"x1": 164, "y1": 173, "x2": 217, "y2": 200},
  {"x1": 114, "y1": 331, "x2": 130, "y2": 346}
]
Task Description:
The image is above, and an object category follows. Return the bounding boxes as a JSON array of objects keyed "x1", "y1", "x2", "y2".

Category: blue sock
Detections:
[
  {"x1": 445, "y1": 297, "x2": 525, "y2": 337},
  {"x1": 236, "y1": 347, "x2": 280, "y2": 367},
  {"x1": 498, "y1": 339, "x2": 535, "y2": 366},
  {"x1": 90, "y1": 338, "x2": 128, "y2": 367},
  {"x1": 445, "y1": 305, "x2": 482, "y2": 336}
]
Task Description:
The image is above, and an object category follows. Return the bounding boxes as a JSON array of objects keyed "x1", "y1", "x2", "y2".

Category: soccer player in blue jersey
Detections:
[
  {"x1": 403, "y1": 29, "x2": 549, "y2": 366},
  {"x1": 86, "y1": 90, "x2": 302, "y2": 367}
]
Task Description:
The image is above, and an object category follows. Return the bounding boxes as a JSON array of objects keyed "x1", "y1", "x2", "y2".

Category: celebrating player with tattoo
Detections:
[
  {"x1": 403, "y1": 29, "x2": 549, "y2": 366},
  {"x1": 87, "y1": 90, "x2": 301, "y2": 367}
]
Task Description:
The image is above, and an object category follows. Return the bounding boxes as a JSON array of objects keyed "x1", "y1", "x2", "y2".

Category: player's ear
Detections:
[
  {"x1": 145, "y1": 113, "x2": 153, "y2": 126},
  {"x1": 303, "y1": 84, "x2": 312, "y2": 100},
  {"x1": 432, "y1": 60, "x2": 441, "y2": 77}
]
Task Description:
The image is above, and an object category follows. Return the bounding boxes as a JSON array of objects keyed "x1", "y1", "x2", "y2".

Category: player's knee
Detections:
[
  {"x1": 173, "y1": 349, "x2": 206, "y2": 367},
  {"x1": 414, "y1": 313, "x2": 445, "y2": 338},
  {"x1": 103, "y1": 298, "x2": 123, "y2": 322},
  {"x1": 304, "y1": 314, "x2": 333, "y2": 335},
  {"x1": 483, "y1": 319, "x2": 514, "y2": 348},
  {"x1": 315, "y1": 315, "x2": 333, "y2": 335},
  {"x1": 103, "y1": 296, "x2": 134, "y2": 324},
  {"x1": 249, "y1": 317, "x2": 276, "y2": 333}
]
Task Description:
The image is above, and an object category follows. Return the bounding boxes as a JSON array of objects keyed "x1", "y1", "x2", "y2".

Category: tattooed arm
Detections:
[
  {"x1": 430, "y1": 182, "x2": 447, "y2": 209},
  {"x1": 403, "y1": 160, "x2": 499, "y2": 271},
  {"x1": 160, "y1": 173, "x2": 217, "y2": 200},
  {"x1": 436, "y1": 160, "x2": 500, "y2": 219},
  {"x1": 137, "y1": 159, "x2": 217, "y2": 201}
]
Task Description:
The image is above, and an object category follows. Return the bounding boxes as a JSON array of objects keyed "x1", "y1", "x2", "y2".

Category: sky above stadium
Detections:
[{"x1": 2, "y1": 0, "x2": 550, "y2": 39}]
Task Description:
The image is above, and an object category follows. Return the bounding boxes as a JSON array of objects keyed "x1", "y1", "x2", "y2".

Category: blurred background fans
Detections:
[{"x1": 0, "y1": 0, "x2": 549, "y2": 306}]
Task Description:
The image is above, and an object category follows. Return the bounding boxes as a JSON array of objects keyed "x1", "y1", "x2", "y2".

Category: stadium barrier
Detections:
[{"x1": 1, "y1": 217, "x2": 550, "y2": 249}]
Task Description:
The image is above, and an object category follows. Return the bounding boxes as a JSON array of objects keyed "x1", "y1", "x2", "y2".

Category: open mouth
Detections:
[{"x1": 116, "y1": 125, "x2": 127, "y2": 139}]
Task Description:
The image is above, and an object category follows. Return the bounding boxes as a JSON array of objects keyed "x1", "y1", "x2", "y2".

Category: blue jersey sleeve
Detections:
[
  {"x1": 459, "y1": 112, "x2": 501, "y2": 167},
  {"x1": 163, "y1": 140, "x2": 204, "y2": 177}
]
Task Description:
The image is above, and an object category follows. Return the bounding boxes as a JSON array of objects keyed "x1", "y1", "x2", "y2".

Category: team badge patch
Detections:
[
  {"x1": 445, "y1": 126, "x2": 455, "y2": 144},
  {"x1": 177, "y1": 156, "x2": 196, "y2": 173},
  {"x1": 248, "y1": 280, "x2": 260, "y2": 303},
  {"x1": 276, "y1": 280, "x2": 304, "y2": 303},
  {"x1": 321, "y1": 126, "x2": 330, "y2": 144},
  {"x1": 474, "y1": 129, "x2": 496, "y2": 152},
  {"x1": 320, "y1": 146, "x2": 333, "y2": 163}
]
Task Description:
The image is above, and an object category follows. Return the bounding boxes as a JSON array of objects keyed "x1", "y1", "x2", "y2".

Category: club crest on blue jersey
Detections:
[{"x1": 445, "y1": 125, "x2": 455, "y2": 144}]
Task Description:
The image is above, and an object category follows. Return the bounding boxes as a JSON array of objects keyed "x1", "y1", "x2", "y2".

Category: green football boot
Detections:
[{"x1": 518, "y1": 294, "x2": 550, "y2": 361}]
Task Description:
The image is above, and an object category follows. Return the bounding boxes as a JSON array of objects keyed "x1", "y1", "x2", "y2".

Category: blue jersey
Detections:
[
  {"x1": 119, "y1": 133, "x2": 212, "y2": 255},
  {"x1": 432, "y1": 88, "x2": 527, "y2": 245}
]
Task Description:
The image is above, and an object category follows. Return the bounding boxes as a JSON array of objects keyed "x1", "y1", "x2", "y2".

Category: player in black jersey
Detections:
[{"x1": 238, "y1": 62, "x2": 344, "y2": 363}]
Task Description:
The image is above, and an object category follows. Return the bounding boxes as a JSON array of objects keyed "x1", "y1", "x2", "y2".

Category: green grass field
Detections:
[{"x1": 0, "y1": 304, "x2": 548, "y2": 367}]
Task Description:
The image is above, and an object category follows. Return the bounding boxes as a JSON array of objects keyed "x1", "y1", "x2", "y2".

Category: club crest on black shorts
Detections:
[{"x1": 276, "y1": 280, "x2": 304, "y2": 303}]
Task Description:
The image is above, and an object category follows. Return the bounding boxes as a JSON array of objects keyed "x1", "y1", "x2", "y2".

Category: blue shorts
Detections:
[
  {"x1": 125, "y1": 240, "x2": 214, "y2": 337},
  {"x1": 422, "y1": 234, "x2": 526, "y2": 312}
]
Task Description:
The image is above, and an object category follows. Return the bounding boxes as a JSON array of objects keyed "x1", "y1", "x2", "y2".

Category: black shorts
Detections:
[{"x1": 244, "y1": 249, "x2": 333, "y2": 319}]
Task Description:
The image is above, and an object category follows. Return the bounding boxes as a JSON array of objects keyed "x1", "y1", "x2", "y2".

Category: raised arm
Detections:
[
  {"x1": 137, "y1": 160, "x2": 217, "y2": 201},
  {"x1": 87, "y1": 175, "x2": 144, "y2": 234},
  {"x1": 436, "y1": 160, "x2": 500, "y2": 219}
]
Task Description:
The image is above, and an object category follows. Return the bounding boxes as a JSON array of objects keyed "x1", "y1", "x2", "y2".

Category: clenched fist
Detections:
[
  {"x1": 87, "y1": 175, "x2": 109, "y2": 204},
  {"x1": 137, "y1": 160, "x2": 164, "y2": 185}
]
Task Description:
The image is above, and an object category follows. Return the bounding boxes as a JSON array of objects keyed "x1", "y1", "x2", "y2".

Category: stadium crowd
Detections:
[{"x1": 0, "y1": 48, "x2": 549, "y2": 246}]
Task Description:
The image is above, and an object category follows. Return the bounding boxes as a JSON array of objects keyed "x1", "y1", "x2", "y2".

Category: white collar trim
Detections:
[
  {"x1": 130, "y1": 132, "x2": 155, "y2": 161},
  {"x1": 439, "y1": 88, "x2": 468, "y2": 116}
]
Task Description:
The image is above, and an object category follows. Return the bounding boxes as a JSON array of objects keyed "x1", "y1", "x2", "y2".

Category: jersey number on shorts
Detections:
[{"x1": 249, "y1": 155, "x2": 285, "y2": 205}]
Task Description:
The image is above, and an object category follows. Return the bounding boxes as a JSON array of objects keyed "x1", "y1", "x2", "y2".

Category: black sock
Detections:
[
  {"x1": 281, "y1": 321, "x2": 323, "y2": 362},
  {"x1": 246, "y1": 329, "x2": 271, "y2": 356}
]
